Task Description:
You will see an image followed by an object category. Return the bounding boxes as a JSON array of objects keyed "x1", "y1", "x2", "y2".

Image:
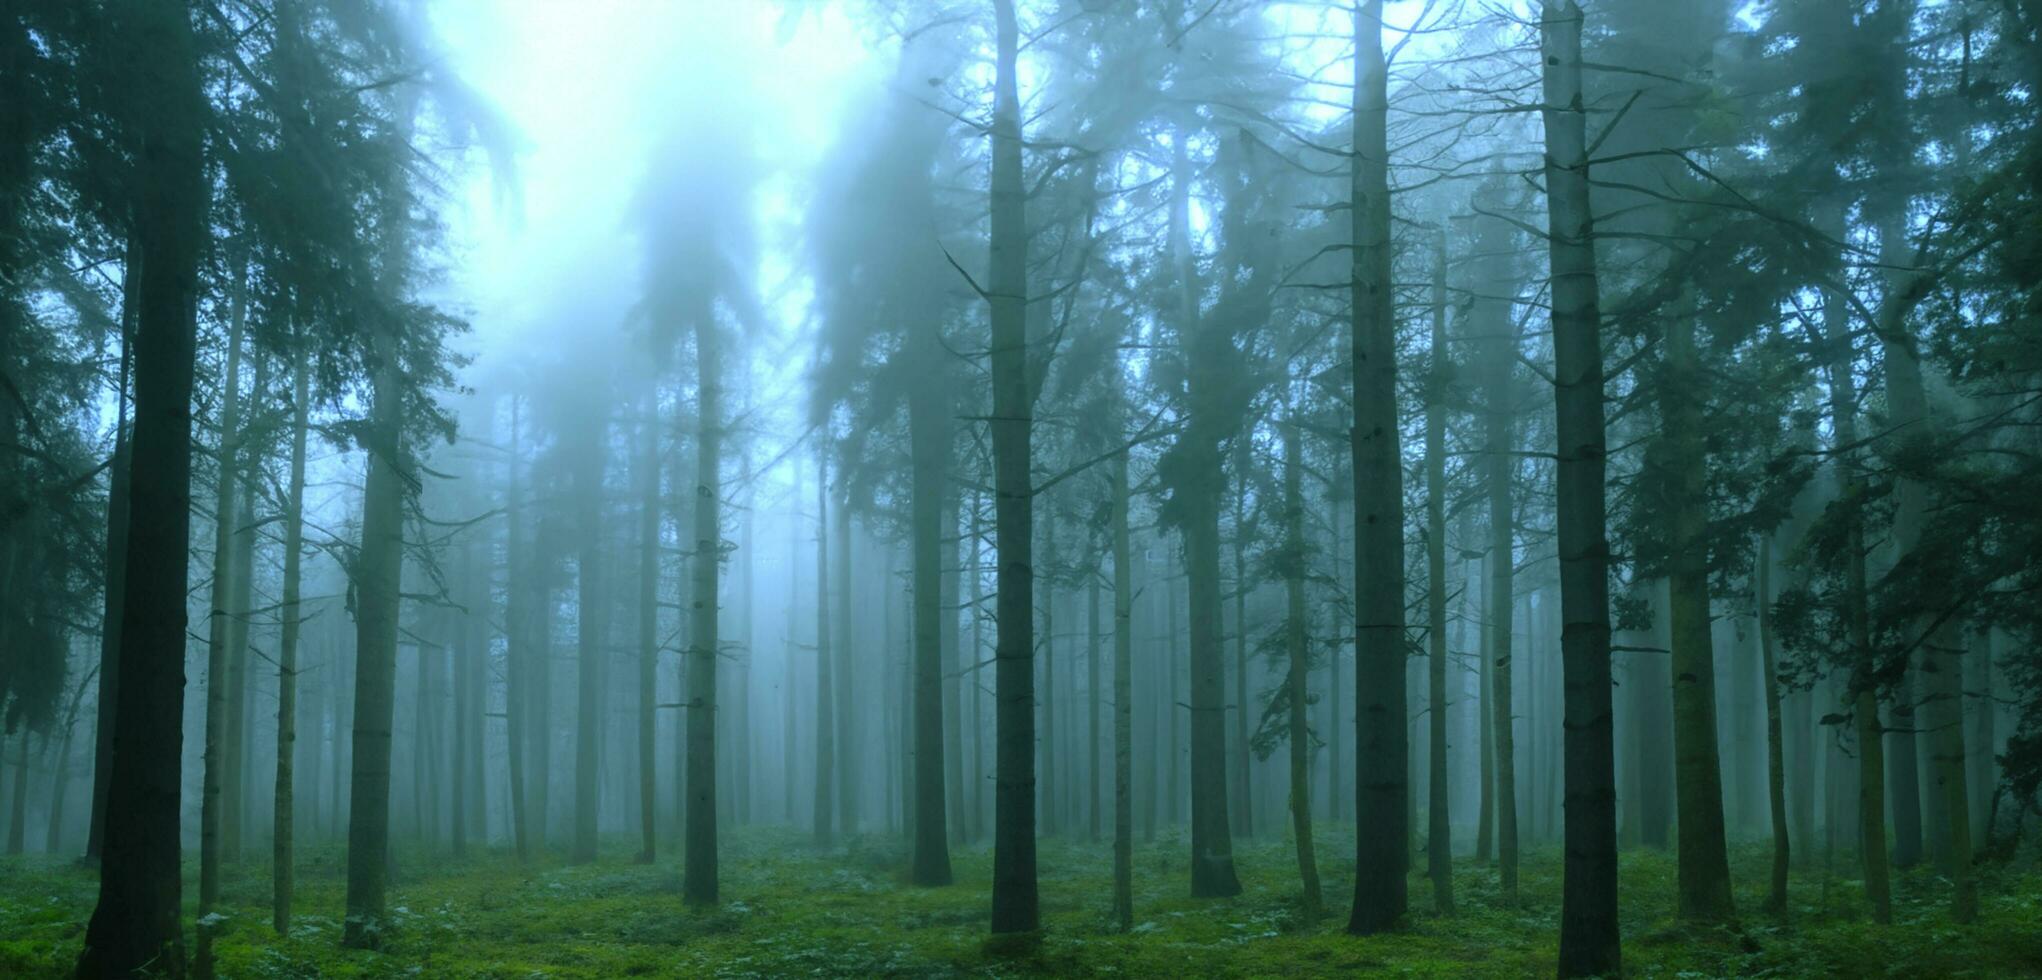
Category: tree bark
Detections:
[
  {"x1": 1111, "y1": 451, "x2": 1135, "y2": 931},
  {"x1": 1662, "y1": 311, "x2": 1735, "y2": 921},
  {"x1": 908, "y1": 328, "x2": 953, "y2": 885},
  {"x1": 1283, "y1": 420, "x2": 1323, "y2": 922},
  {"x1": 572, "y1": 411, "x2": 606, "y2": 864},
  {"x1": 684, "y1": 309, "x2": 722, "y2": 905},
  {"x1": 504, "y1": 398, "x2": 532, "y2": 861},
  {"x1": 85, "y1": 234, "x2": 138, "y2": 866},
  {"x1": 1758, "y1": 535, "x2": 1791, "y2": 916},
  {"x1": 987, "y1": 0, "x2": 1038, "y2": 936},
  {"x1": 273, "y1": 346, "x2": 309, "y2": 933},
  {"x1": 1348, "y1": 0, "x2": 1409, "y2": 934},
  {"x1": 199, "y1": 284, "x2": 247, "y2": 914},
  {"x1": 1540, "y1": 4, "x2": 1622, "y2": 973},
  {"x1": 813, "y1": 450, "x2": 836, "y2": 846},
  {"x1": 636, "y1": 394, "x2": 660, "y2": 863},
  {"x1": 1423, "y1": 229, "x2": 1453, "y2": 915}
]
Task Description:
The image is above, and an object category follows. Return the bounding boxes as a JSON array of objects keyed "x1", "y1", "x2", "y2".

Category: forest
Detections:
[{"x1": 4, "y1": 0, "x2": 2042, "y2": 977}]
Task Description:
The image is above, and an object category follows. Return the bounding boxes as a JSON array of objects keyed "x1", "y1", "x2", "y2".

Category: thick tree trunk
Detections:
[
  {"x1": 1662, "y1": 312, "x2": 1735, "y2": 921},
  {"x1": 1348, "y1": 0, "x2": 1408, "y2": 934},
  {"x1": 813, "y1": 451, "x2": 836, "y2": 846},
  {"x1": 1111, "y1": 452, "x2": 1135, "y2": 931},
  {"x1": 341, "y1": 352, "x2": 406, "y2": 949},
  {"x1": 1423, "y1": 230, "x2": 1453, "y2": 915},
  {"x1": 987, "y1": 0, "x2": 1038, "y2": 936},
  {"x1": 85, "y1": 239, "x2": 138, "y2": 866},
  {"x1": 908, "y1": 340, "x2": 953, "y2": 885},
  {"x1": 1540, "y1": 4, "x2": 1622, "y2": 973},
  {"x1": 684, "y1": 312, "x2": 722, "y2": 905},
  {"x1": 273, "y1": 347, "x2": 309, "y2": 933}
]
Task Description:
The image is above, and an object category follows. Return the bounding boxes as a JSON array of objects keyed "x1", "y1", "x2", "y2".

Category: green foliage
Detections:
[{"x1": 4, "y1": 828, "x2": 2038, "y2": 977}]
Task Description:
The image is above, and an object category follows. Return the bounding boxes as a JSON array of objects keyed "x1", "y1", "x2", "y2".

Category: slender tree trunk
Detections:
[
  {"x1": 1231, "y1": 463, "x2": 1252, "y2": 841},
  {"x1": 1476, "y1": 555, "x2": 1494, "y2": 862},
  {"x1": 1089, "y1": 569, "x2": 1102, "y2": 842},
  {"x1": 223, "y1": 350, "x2": 264, "y2": 868},
  {"x1": 571, "y1": 414, "x2": 606, "y2": 864},
  {"x1": 684, "y1": 311, "x2": 723, "y2": 905},
  {"x1": 908, "y1": 336, "x2": 953, "y2": 885},
  {"x1": 835, "y1": 500, "x2": 858, "y2": 839},
  {"x1": 273, "y1": 347, "x2": 309, "y2": 933},
  {"x1": 1662, "y1": 311, "x2": 1735, "y2": 921},
  {"x1": 944, "y1": 492, "x2": 966, "y2": 843},
  {"x1": 1423, "y1": 229, "x2": 1453, "y2": 915},
  {"x1": 199, "y1": 283, "x2": 247, "y2": 914},
  {"x1": 968, "y1": 492, "x2": 987, "y2": 844},
  {"x1": 1283, "y1": 420, "x2": 1323, "y2": 921},
  {"x1": 504, "y1": 398, "x2": 531, "y2": 862},
  {"x1": 1540, "y1": 4, "x2": 1621, "y2": 972},
  {"x1": 813, "y1": 451, "x2": 836, "y2": 845},
  {"x1": 1473, "y1": 189, "x2": 1519, "y2": 902},
  {"x1": 1111, "y1": 451, "x2": 1135, "y2": 931},
  {"x1": 1927, "y1": 625, "x2": 1976, "y2": 922},
  {"x1": 987, "y1": 0, "x2": 1038, "y2": 935},
  {"x1": 1757, "y1": 535, "x2": 1791, "y2": 916},
  {"x1": 1041, "y1": 525, "x2": 1059, "y2": 840},
  {"x1": 634, "y1": 396, "x2": 659, "y2": 863}
]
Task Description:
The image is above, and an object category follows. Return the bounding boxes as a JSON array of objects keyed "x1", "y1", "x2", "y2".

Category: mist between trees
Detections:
[{"x1": 4, "y1": 1, "x2": 2042, "y2": 978}]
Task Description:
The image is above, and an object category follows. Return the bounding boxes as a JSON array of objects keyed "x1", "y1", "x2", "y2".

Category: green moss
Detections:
[{"x1": 3, "y1": 829, "x2": 2036, "y2": 977}]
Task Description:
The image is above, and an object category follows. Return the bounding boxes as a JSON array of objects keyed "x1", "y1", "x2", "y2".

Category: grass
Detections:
[{"x1": 3, "y1": 826, "x2": 2038, "y2": 978}]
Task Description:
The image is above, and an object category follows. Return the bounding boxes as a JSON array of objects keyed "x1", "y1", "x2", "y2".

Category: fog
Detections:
[{"x1": 6, "y1": 1, "x2": 2042, "y2": 976}]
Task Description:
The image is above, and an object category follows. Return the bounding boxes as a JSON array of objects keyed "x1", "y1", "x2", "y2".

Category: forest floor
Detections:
[{"x1": 3, "y1": 825, "x2": 2039, "y2": 978}]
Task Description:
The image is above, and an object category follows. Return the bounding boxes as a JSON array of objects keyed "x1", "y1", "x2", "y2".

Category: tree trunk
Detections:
[
  {"x1": 572, "y1": 412, "x2": 606, "y2": 864},
  {"x1": 1540, "y1": 4, "x2": 1622, "y2": 972},
  {"x1": 273, "y1": 346, "x2": 309, "y2": 933},
  {"x1": 684, "y1": 311, "x2": 722, "y2": 905},
  {"x1": 637, "y1": 395, "x2": 660, "y2": 863},
  {"x1": 86, "y1": 236, "x2": 138, "y2": 866},
  {"x1": 835, "y1": 492, "x2": 857, "y2": 837},
  {"x1": 1662, "y1": 311, "x2": 1735, "y2": 921},
  {"x1": 1348, "y1": 0, "x2": 1409, "y2": 934},
  {"x1": 1111, "y1": 451, "x2": 1135, "y2": 931},
  {"x1": 223, "y1": 350, "x2": 263, "y2": 867},
  {"x1": 1476, "y1": 555, "x2": 1494, "y2": 862},
  {"x1": 1089, "y1": 567, "x2": 1103, "y2": 842},
  {"x1": 1232, "y1": 461, "x2": 1252, "y2": 841},
  {"x1": 504, "y1": 398, "x2": 532, "y2": 862},
  {"x1": 1283, "y1": 420, "x2": 1323, "y2": 921},
  {"x1": 1470, "y1": 182, "x2": 1520, "y2": 902},
  {"x1": 813, "y1": 450, "x2": 836, "y2": 845},
  {"x1": 943, "y1": 491, "x2": 966, "y2": 843},
  {"x1": 1423, "y1": 229, "x2": 1453, "y2": 915},
  {"x1": 987, "y1": 0, "x2": 1038, "y2": 936},
  {"x1": 199, "y1": 280, "x2": 247, "y2": 913},
  {"x1": 341, "y1": 352, "x2": 406, "y2": 949},
  {"x1": 1758, "y1": 535, "x2": 1791, "y2": 916},
  {"x1": 908, "y1": 337, "x2": 953, "y2": 885}
]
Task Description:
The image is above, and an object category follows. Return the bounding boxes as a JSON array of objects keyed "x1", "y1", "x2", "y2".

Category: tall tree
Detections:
[
  {"x1": 987, "y1": 0, "x2": 1039, "y2": 935},
  {"x1": 75, "y1": 2, "x2": 204, "y2": 970},
  {"x1": 1540, "y1": 3, "x2": 1622, "y2": 974},
  {"x1": 1348, "y1": 0, "x2": 1408, "y2": 935}
]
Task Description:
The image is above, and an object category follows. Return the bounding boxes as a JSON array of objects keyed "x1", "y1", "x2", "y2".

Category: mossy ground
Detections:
[{"x1": 3, "y1": 826, "x2": 2038, "y2": 977}]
